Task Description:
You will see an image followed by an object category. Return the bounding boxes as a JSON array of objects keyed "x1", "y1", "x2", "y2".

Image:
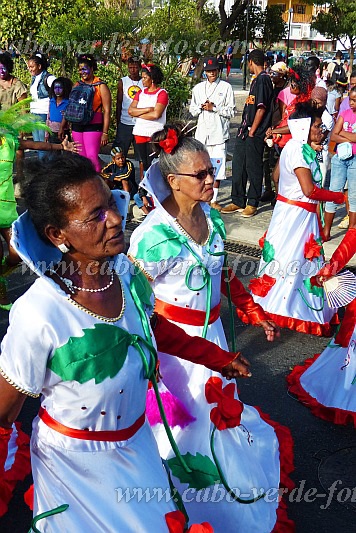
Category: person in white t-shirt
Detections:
[
  {"x1": 129, "y1": 64, "x2": 168, "y2": 179},
  {"x1": 27, "y1": 53, "x2": 56, "y2": 160},
  {"x1": 310, "y1": 86, "x2": 334, "y2": 187},
  {"x1": 113, "y1": 57, "x2": 143, "y2": 158}
]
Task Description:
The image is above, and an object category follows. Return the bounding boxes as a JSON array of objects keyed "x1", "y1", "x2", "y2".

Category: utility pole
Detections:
[{"x1": 242, "y1": 0, "x2": 250, "y2": 91}]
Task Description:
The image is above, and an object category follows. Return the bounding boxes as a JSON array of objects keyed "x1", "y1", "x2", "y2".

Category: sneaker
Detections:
[
  {"x1": 240, "y1": 205, "x2": 257, "y2": 218},
  {"x1": 132, "y1": 205, "x2": 147, "y2": 220},
  {"x1": 210, "y1": 201, "x2": 222, "y2": 212},
  {"x1": 338, "y1": 215, "x2": 349, "y2": 229},
  {"x1": 260, "y1": 189, "x2": 275, "y2": 202},
  {"x1": 221, "y1": 203, "x2": 244, "y2": 214}
]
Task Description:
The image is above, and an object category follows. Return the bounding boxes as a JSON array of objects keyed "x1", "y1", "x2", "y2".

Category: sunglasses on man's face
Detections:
[{"x1": 174, "y1": 167, "x2": 216, "y2": 180}]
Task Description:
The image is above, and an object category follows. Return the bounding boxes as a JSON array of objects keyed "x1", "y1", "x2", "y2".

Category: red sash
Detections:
[
  {"x1": 277, "y1": 194, "x2": 317, "y2": 213},
  {"x1": 39, "y1": 407, "x2": 145, "y2": 442},
  {"x1": 155, "y1": 299, "x2": 221, "y2": 326}
]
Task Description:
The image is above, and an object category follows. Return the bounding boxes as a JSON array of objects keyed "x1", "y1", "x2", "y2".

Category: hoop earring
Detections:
[{"x1": 58, "y1": 243, "x2": 70, "y2": 254}]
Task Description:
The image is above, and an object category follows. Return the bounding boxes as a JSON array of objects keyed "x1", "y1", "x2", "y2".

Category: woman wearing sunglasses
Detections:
[{"x1": 128, "y1": 125, "x2": 293, "y2": 533}]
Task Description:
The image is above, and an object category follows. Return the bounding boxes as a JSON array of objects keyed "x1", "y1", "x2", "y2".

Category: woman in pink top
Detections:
[
  {"x1": 277, "y1": 84, "x2": 296, "y2": 118},
  {"x1": 323, "y1": 86, "x2": 356, "y2": 240}
]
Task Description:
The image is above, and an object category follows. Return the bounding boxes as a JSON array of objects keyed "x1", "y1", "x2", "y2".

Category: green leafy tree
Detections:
[
  {"x1": 259, "y1": 5, "x2": 287, "y2": 51},
  {"x1": 0, "y1": 0, "x2": 73, "y2": 47},
  {"x1": 136, "y1": 0, "x2": 221, "y2": 66},
  {"x1": 310, "y1": 0, "x2": 356, "y2": 67},
  {"x1": 38, "y1": 7, "x2": 135, "y2": 73},
  {"x1": 231, "y1": 4, "x2": 286, "y2": 51}
]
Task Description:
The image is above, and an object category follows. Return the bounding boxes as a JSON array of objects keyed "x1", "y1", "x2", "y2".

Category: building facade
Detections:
[{"x1": 267, "y1": 1, "x2": 335, "y2": 52}]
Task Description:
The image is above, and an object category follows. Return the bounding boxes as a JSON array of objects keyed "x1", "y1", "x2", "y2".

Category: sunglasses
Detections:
[{"x1": 174, "y1": 167, "x2": 216, "y2": 180}]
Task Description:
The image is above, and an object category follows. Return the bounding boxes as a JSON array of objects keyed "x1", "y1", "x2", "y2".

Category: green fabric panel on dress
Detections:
[{"x1": 48, "y1": 322, "x2": 155, "y2": 384}]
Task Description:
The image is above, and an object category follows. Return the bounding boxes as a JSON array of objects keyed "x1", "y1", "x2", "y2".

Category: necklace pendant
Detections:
[{"x1": 62, "y1": 278, "x2": 76, "y2": 294}]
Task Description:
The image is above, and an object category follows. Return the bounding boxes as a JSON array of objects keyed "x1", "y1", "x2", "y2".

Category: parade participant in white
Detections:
[
  {"x1": 288, "y1": 228, "x2": 356, "y2": 427},
  {"x1": 189, "y1": 57, "x2": 235, "y2": 211},
  {"x1": 128, "y1": 126, "x2": 295, "y2": 533},
  {"x1": 0, "y1": 153, "x2": 246, "y2": 532},
  {"x1": 242, "y1": 104, "x2": 344, "y2": 336}
]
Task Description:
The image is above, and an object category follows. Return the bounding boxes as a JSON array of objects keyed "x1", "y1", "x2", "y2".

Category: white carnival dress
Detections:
[
  {"x1": 287, "y1": 299, "x2": 356, "y2": 427},
  {"x1": 245, "y1": 139, "x2": 338, "y2": 336},
  {"x1": 128, "y1": 163, "x2": 294, "y2": 533},
  {"x1": 0, "y1": 192, "x2": 179, "y2": 532}
]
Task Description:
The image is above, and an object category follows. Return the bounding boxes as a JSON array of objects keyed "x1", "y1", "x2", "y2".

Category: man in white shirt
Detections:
[
  {"x1": 113, "y1": 57, "x2": 143, "y2": 158},
  {"x1": 189, "y1": 57, "x2": 235, "y2": 210}
]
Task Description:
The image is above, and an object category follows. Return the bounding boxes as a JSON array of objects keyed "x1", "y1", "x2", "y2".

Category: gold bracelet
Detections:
[{"x1": 102, "y1": 132, "x2": 108, "y2": 135}]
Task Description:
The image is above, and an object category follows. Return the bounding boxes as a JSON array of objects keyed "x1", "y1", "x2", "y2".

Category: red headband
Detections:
[
  {"x1": 289, "y1": 68, "x2": 300, "y2": 80},
  {"x1": 142, "y1": 63, "x2": 154, "y2": 73},
  {"x1": 158, "y1": 129, "x2": 179, "y2": 154}
]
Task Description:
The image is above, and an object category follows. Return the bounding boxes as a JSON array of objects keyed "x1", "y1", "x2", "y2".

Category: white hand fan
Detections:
[
  {"x1": 323, "y1": 270, "x2": 356, "y2": 309},
  {"x1": 287, "y1": 117, "x2": 311, "y2": 144}
]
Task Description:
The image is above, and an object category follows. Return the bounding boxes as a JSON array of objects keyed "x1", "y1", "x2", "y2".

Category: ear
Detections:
[
  {"x1": 44, "y1": 225, "x2": 70, "y2": 250},
  {"x1": 166, "y1": 173, "x2": 181, "y2": 191}
]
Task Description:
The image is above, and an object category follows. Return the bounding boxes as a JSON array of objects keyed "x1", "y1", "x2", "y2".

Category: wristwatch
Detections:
[{"x1": 212, "y1": 105, "x2": 217, "y2": 112}]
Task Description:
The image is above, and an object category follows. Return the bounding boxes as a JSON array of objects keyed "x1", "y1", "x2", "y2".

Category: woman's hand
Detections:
[
  {"x1": 257, "y1": 320, "x2": 280, "y2": 342},
  {"x1": 311, "y1": 141, "x2": 322, "y2": 152},
  {"x1": 265, "y1": 127, "x2": 273, "y2": 139},
  {"x1": 101, "y1": 132, "x2": 109, "y2": 146},
  {"x1": 61, "y1": 135, "x2": 81, "y2": 153},
  {"x1": 221, "y1": 353, "x2": 251, "y2": 380}
]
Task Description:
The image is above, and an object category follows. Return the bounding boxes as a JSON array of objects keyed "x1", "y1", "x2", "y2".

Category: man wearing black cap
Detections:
[{"x1": 189, "y1": 56, "x2": 235, "y2": 211}]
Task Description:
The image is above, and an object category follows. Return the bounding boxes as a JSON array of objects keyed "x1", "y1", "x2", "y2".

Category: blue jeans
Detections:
[
  {"x1": 32, "y1": 113, "x2": 47, "y2": 160},
  {"x1": 325, "y1": 154, "x2": 356, "y2": 213},
  {"x1": 133, "y1": 192, "x2": 144, "y2": 208}
]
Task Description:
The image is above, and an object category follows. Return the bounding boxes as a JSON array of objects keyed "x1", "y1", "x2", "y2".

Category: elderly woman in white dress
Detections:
[{"x1": 128, "y1": 125, "x2": 295, "y2": 533}]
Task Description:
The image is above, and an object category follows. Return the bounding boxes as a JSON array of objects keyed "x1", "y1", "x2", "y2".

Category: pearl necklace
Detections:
[
  {"x1": 48, "y1": 269, "x2": 115, "y2": 294},
  {"x1": 66, "y1": 280, "x2": 126, "y2": 323}
]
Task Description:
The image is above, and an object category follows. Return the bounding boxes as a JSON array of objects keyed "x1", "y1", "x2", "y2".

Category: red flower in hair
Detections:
[
  {"x1": 289, "y1": 68, "x2": 300, "y2": 80},
  {"x1": 141, "y1": 63, "x2": 153, "y2": 72},
  {"x1": 205, "y1": 377, "x2": 243, "y2": 430},
  {"x1": 165, "y1": 511, "x2": 214, "y2": 533},
  {"x1": 304, "y1": 234, "x2": 323, "y2": 260},
  {"x1": 248, "y1": 274, "x2": 276, "y2": 297},
  {"x1": 158, "y1": 128, "x2": 179, "y2": 154}
]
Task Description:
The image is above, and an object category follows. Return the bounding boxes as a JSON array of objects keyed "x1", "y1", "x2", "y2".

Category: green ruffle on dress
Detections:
[{"x1": 0, "y1": 133, "x2": 18, "y2": 228}]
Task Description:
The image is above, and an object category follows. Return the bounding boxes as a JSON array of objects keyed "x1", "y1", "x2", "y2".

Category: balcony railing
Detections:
[{"x1": 282, "y1": 12, "x2": 312, "y2": 23}]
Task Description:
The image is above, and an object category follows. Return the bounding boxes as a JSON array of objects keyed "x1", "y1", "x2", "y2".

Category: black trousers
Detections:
[
  {"x1": 231, "y1": 135, "x2": 265, "y2": 208},
  {"x1": 136, "y1": 141, "x2": 154, "y2": 171},
  {"x1": 113, "y1": 122, "x2": 138, "y2": 159}
]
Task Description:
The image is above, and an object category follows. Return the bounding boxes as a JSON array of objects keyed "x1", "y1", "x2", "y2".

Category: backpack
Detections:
[
  {"x1": 64, "y1": 81, "x2": 103, "y2": 124},
  {"x1": 331, "y1": 63, "x2": 347, "y2": 85}
]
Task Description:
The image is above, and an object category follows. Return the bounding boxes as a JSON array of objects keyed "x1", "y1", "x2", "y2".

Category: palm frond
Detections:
[{"x1": 0, "y1": 98, "x2": 50, "y2": 138}]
